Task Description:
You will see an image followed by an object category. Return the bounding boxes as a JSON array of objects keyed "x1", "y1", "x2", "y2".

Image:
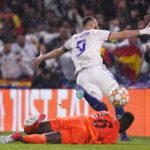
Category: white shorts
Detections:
[{"x1": 76, "y1": 64, "x2": 119, "y2": 101}]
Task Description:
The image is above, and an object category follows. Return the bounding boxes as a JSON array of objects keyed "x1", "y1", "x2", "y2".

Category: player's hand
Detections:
[
  {"x1": 145, "y1": 22, "x2": 150, "y2": 28},
  {"x1": 33, "y1": 51, "x2": 44, "y2": 68},
  {"x1": 140, "y1": 22, "x2": 150, "y2": 35}
]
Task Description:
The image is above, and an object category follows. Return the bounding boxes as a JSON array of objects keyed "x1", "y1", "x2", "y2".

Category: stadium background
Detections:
[{"x1": 0, "y1": 0, "x2": 150, "y2": 137}]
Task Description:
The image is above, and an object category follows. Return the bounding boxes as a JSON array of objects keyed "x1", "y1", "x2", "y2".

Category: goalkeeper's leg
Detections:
[
  {"x1": 12, "y1": 127, "x2": 88, "y2": 144},
  {"x1": 24, "y1": 114, "x2": 53, "y2": 134},
  {"x1": 0, "y1": 131, "x2": 61, "y2": 144},
  {"x1": 21, "y1": 132, "x2": 61, "y2": 144}
]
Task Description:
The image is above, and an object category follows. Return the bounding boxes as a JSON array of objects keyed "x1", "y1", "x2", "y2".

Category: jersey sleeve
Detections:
[
  {"x1": 92, "y1": 29, "x2": 111, "y2": 41},
  {"x1": 63, "y1": 38, "x2": 72, "y2": 52}
]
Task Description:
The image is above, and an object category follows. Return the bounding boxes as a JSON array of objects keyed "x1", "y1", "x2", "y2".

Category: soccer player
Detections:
[
  {"x1": 0, "y1": 111, "x2": 134, "y2": 144},
  {"x1": 33, "y1": 16, "x2": 150, "y2": 140}
]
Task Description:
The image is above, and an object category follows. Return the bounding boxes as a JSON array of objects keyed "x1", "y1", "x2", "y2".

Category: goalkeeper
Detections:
[{"x1": 0, "y1": 111, "x2": 134, "y2": 144}]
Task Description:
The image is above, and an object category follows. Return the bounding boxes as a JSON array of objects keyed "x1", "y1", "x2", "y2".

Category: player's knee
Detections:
[
  {"x1": 24, "y1": 121, "x2": 39, "y2": 134},
  {"x1": 35, "y1": 121, "x2": 52, "y2": 134},
  {"x1": 25, "y1": 121, "x2": 52, "y2": 135}
]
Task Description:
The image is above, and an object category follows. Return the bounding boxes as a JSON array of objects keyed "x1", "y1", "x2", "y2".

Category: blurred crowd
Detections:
[{"x1": 0, "y1": 0, "x2": 150, "y2": 88}]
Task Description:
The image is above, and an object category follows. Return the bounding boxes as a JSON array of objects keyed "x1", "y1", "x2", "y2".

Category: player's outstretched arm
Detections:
[
  {"x1": 33, "y1": 47, "x2": 65, "y2": 68},
  {"x1": 108, "y1": 23, "x2": 150, "y2": 41}
]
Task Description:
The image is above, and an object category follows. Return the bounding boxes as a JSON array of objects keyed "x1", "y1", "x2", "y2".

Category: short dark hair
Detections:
[
  {"x1": 119, "y1": 112, "x2": 134, "y2": 133},
  {"x1": 82, "y1": 16, "x2": 95, "y2": 26}
]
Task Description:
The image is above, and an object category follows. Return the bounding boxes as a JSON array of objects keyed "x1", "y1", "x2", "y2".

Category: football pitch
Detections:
[{"x1": 0, "y1": 133, "x2": 150, "y2": 150}]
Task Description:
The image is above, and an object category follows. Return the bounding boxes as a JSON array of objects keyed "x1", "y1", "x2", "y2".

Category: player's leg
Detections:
[
  {"x1": 24, "y1": 114, "x2": 53, "y2": 134},
  {"x1": 33, "y1": 121, "x2": 53, "y2": 134},
  {"x1": 24, "y1": 114, "x2": 86, "y2": 136},
  {"x1": 110, "y1": 88, "x2": 129, "y2": 140},
  {"x1": 114, "y1": 107, "x2": 129, "y2": 140},
  {"x1": 1, "y1": 117, "x2": 89, "y2": 144},
  {"x1": 21, "y1": 132, "x2": 61, "y2": 144},
  {"x1": 49, "y1": 116, "x2": 89, "y2": 143},
  {"x1": 91, "y1": 65, "x2": 129, "y2": 140},
  {"x1": 76, "y1": 69, "x2": 108, "y2": 111},
  {"x1": 76, "y1": 85, "x2": 108, "y2": 111},
  {"x1": 7, "y1": 127, "x2": 88, "y2": 144},
  {"x1": 119, "y1": 112, "x2": 135, "y2": 133},
  {"x1": 0, "y1": 131, "x2": 61, "y2": 144},
  {"x1": 24, "y1": 114, "x2": 84, "y2": 135}
]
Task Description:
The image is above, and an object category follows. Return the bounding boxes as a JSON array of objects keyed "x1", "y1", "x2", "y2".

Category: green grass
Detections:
[{"x1": 0, "y1": 132, "x2": 150, "y2": 150}]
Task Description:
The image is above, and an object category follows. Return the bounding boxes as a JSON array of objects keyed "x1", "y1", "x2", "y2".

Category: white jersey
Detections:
[{"x1": 64, "y1": 29, "x2": 111, "y2": 73}]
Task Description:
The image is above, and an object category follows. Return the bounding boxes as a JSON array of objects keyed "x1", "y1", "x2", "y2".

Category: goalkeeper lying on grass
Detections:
[{"x1": 0, "y1": 111, "x2": 134, "y2": 144}]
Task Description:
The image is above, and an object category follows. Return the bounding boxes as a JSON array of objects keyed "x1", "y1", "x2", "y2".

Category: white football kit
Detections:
[{"x1": 64, "y1": 29, "x2": 119, "y2": 101}]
